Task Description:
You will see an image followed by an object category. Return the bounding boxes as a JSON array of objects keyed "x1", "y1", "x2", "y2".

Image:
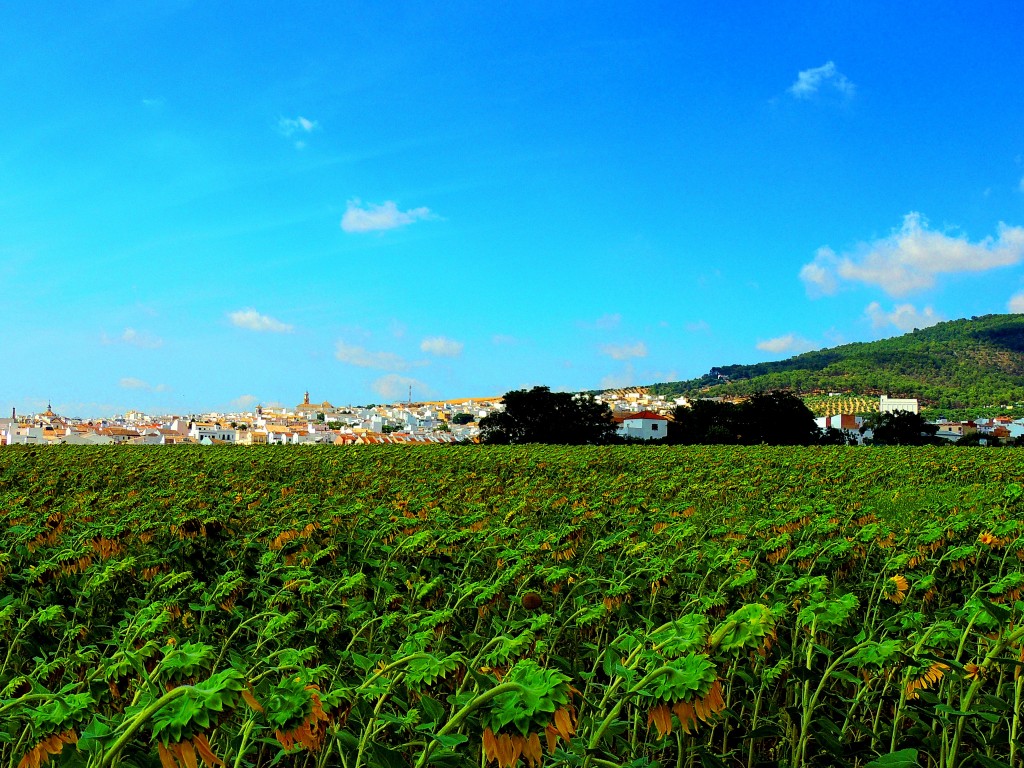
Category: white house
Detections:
[
  {"x1": 64, "y1": 431, "x2": 115, "y2": 446},
  {"x1": 880, "y1": 395, "x2": 919, "y2": 415},
  {"x1": 814, "y1": 414, "x2": 866, "y2": 445},
  {"x1": 189, "y1": 423, "x2": 238, "y2": 443},
  {"x1": 617, "y1": 410, "x2": 669, "y2": 440},
  {"x1": 5, "y1": 426, "x2": 56, "y2": 445}
]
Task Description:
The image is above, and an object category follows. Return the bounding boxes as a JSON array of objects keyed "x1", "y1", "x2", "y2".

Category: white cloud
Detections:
[
  {"x1": 102, "y1": 327, "x2": 163, "y2": 349},
  {"x1": 798, "y1": 255, "x2": 840, "y2": 297},
  {"x1": 232, "y1": 394, "x2": 258, "y2": 409},
  {"x1": 141, "y1": 97, "x2": 165, "y2": 110},
  {"x1": 492, "y1": 334, "x2": 519, "y2": 345},
  {"x1": 600, "y1": 364, "x2": 636, "y2": 390},
  {"x1": 1008, "y1": 293, "x2": 1024, "y2": 313},
  {"x1": 121, "y1": 327, "x2": 163, "y2": 349},
  {"x1": 119, "y1": 377, "x2": 168, "y2": 392},
  {"x1": 756, "y1": 334, "x2": 816, "y2": 355},
  {"x1": 800, "y1": 213, "x2": 1024, "y2": 297},
  {"x1": 788, "y1": 61, "x2": 855, "y2": 99},
  {"x1": 340, "y1": 200, "x2": 432, "y2": 233},
  {"x1": 228, "y1": 309, "x2": 294, "y2": 333},
  {"x1": 278, "y1": 116, "x2": 319, "y2": 149},
  {"x1": 373, "y1": 374, "x2": 432, "y2": 401},
  {"x1": 278, "y1": 116, "x2": 318, "y2": 136},
  {"x1": 579, "y1": 313, "x2": 621, "y2": 330},
  {"x1": 420, "y1": 336, "x2": 463, "y2": 357},
  {"x1": 823, "y1": 327, "x2": 847, "y2": 346},
  {"x1": 648, "y1": 369, "x2": 678, "y2": 382},
  {"x1": 335, "y1": 341, "x2": 419, "y2": 371},
  {"x1": 600, "y1": 341, "x2": 648, "y2": 360},
  {"x1": 685, "y1": 320, "x2": 710, "y2": 332},
  {"x1": 865, "y1": 302, "x2": 943, "y2": 332}
]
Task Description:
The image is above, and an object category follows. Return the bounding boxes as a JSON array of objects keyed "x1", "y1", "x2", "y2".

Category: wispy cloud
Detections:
[
  {"x1": 865, "y1": 302, "x2": 942, "y2": 332},
  {"x1": 685, "y1": 320, "x2": 710, "y2": 332},
  {"x1": 119, "y1": 377, "x2": 168, "y2": 392},
  {"x1": 579, "y1": 313, "x2": 621, "y2": 331},
  {"x1": 340, "y1": 200, "x2": 433, "y2": 233},
  {"x1": 335, "y1": 341, "x2": 421, "y2": 371},
  {"x1": 756, "y1": 334, "x2": 816, "y2": 355},
  {"x1": 122, "y1": 328, "x2": 163, "y2": 349},
  {"x1": 492, "y1": 334, "x2": 519, "y2": 346},
  {"x1": 228, "y1": 309, "x2": 294, "y2": 333},
  {"x1": 600, "y1": 364, "x2": 637, "y2": 390},
  {"x1": 277, "y1": 116, "x2": 318, "y2": 149},
  {"x1": 800, "y1": 213, "x2": 1024, "y2": 297},
  {"x1": 373, "y1": 374, "x2": 433, "y2": 401},
  {"x1": 600, "y1": 341, "x2": 648, "y2": 360},
  {"x1": 420, "y1": 336, "x2": 463, "y2": 357},
  {"x1": 646, "y1": 369, "x2": 678, "y2": 383},
  {"x1": 102, "y1": 327, "x2": 163, "y2": 349},
  {"x1": 1009, "y1": 293, "x2": 1024, "y2": 313},
  {"x1": 141, "y1": 97, "x2": 165, "y2": 110},
  {"x1": 232, "y1": 394, "x2": 258, "y2": 409},
  {"x1": 788, "y1": 61, "x2": 855, "y2": 100},
  {"x1": 279, "y1": 116, "x2": 317, "y2": 134}
]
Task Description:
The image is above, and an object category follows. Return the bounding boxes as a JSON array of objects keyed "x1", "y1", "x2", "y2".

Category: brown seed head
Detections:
[{"x1": 521, "y1": 592, "x2": 543, "y2": 610}]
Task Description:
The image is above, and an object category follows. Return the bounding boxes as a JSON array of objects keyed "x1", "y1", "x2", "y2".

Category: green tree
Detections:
[
  {"x1": 955, "y1": 432, "x2": 1001, "y2": 447},
  {"x1": 861, "y1": 410, "x2": 940, "y2": 446},
  {"x1": 670, "y1": 391, "x2": 821, "y2": 445},
  {"x1": 479, "y1": 386, "x2": 618, "y2": 445},
  {"x1": 669, "y1": 399, "x2": 740, "y2": 444},
  {"x1": 740, "y1": 391, "x2": 821, "y2": 445},
  {"x1": 452, "y1": 413, "x2": 474, "y2": 425},
  {"x1": 819, "y1": 426, "x2": 856, "y2": 446}
]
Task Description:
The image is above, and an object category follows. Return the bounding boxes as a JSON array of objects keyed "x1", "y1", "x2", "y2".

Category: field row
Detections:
[{"x1": 2, "y1": 446, "x2": 1023, "y2": 768}]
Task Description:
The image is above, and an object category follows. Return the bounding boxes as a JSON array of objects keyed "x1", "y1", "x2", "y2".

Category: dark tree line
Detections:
[
  {"x1": 667, "y1": 391, "x2": 829, "y2": 445},
  {"x1": 479, "y1": 387, "x2": 618, "y2": 445},
  {"x1": 859, "y1": 410, "x2": 940, "y2": 446},
  {"x1": 480, "y1": 387, "x2": 836, "y2": 446},
  {"x1": 478, "y1": 386, "x2": 1006, "y2": 447}
]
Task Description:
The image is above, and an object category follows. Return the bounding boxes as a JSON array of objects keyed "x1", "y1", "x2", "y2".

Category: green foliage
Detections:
[
  {"x1": 150, "y1": 668, "x2": 246, "y2": 742},
  {"x1": 479, "y1": 386, "x2": 618, "y2": 444},
  {"x1": 649, "y1": 313, "x2": 1024, "y2": 412},
  {"x1": 1, "y1": 445, "x2": 1023, "y2": 768},
  {"x1": 670, "y1": 390, "x2": 821, "y2": 445},
  {"x1": 484, "y1": 660, "x2": 572, "y2": 736},
  {"x1": 862, "y1": 410, "x2": 940, "y2": 446},
  {"x1": 644, "y1": 654, "x2": 717, "y2": 703}
]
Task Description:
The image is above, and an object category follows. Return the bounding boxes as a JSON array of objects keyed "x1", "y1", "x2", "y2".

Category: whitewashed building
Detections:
[
  {"x1": 617, "y1": 411, "x2": 669, "y2": 440},
  {"x1": 880, "y1": 395, "x2": 919, "y2": 415}
]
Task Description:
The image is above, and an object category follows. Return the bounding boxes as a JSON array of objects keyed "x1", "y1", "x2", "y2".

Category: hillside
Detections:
[{"x1": 649, "y1": 314, "x2": 1024, "y2": 413}]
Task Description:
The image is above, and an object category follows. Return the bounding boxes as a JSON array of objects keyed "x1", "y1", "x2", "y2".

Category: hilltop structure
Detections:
[{"x1": 295, "y1": 391, "x2": 335, "y2": 417}]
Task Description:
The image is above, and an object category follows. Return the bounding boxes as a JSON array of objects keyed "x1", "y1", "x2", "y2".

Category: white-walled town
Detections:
[{"x1": 3, "y1": 389, "x2": 1022, "y2": 446}]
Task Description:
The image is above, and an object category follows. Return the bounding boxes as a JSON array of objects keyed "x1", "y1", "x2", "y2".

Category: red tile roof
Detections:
[{"x1": 624, "y1": 410, "x2": 669, "y2": 421}]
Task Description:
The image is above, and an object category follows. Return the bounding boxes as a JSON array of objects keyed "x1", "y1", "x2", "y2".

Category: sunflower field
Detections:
[{"x1": 2, "y1": 445, "x2": 1023, "y2": 768}]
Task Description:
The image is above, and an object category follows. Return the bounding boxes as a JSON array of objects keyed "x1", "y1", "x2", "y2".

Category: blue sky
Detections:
[{"x1": 4, "y1": 2, "x2": 1024, "y2": 416}]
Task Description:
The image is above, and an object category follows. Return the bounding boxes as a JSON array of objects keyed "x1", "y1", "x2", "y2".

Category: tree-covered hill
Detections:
[{"x1": 649, "y1": 314, "x2": 1024, "y2": 412}]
